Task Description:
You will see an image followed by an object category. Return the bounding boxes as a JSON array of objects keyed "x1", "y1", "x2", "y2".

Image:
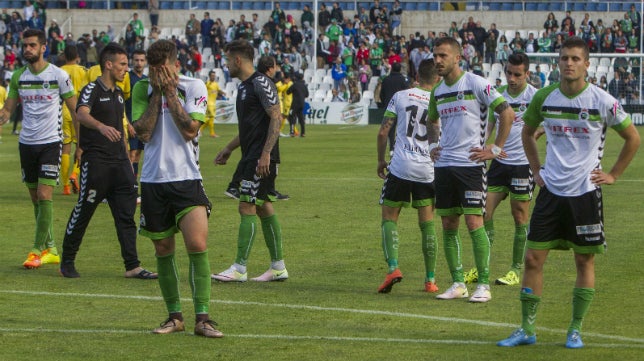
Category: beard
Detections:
[{"x1": 24, "y1": 53, "x2": 40, "y2": 64}]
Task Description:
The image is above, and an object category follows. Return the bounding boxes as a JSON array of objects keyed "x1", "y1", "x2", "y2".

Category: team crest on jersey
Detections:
[
  {"x1": 519, "y1": 103, "x2": 527, "y2": 112},
  {"x1": 457, "y1": 91, "x2": 464, "y2": 100},
  {"x1": 579, "y1": 108, "x2": 590, "y2": 121},
  {"x1": 118, "y1": 95, "x2": 124, "y2": 103},
  {"x1": 42, "y1": 80, "x2": 50, "y2": 89}
]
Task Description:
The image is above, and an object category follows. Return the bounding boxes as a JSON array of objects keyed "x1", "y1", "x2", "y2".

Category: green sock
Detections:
[
  {"x1": 484, "y1": 219, "x2": 495, "y2": 246},
  {"x1": 443, "y1": 229, "x2": 463, "y2": 283},
  {"x1": 235, "y1": 214, "x2": 258, "y2": 266},
  {"x1": 34, "y1": 200, "x2": 54, "y2": 253},
  {"x1": 381, "y1": 220, "x2": 399, "y2": 272},
  {"x1": 156, "y1": 252, "x2": 181, "y2": 314},
  {"x1": 188, "y1": 251, "x2": 211, "y2": 315},
  {"x1": 470, "y1": 226, "x2": 491, "y2": 284},
  {"x1": 420, "y1": 220, "x2": 437, "y2": 282},
  {"x1": 520, "y1": 289, "x2": 541, "y2": 336},
  {"x1": 569, "y1": 287, "x2": 595, "y2": 333},
  {"x1": 260, "y1": 214, "x2": 283, "y2": 261},
  {"x1": 512, "y1": 224, "x2": 528, "y2": 271}
]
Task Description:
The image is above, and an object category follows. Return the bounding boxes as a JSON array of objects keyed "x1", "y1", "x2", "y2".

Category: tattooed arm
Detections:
[
  {"x1": 133, "y1": 90, "x2": 162, "y2": 143},
  {"x1": 377, "y1": 116, "x2": 396, "y2": 179},
  {"x1": 257, "y1": 103, "x2": 282, "y2": 177},
  {"x1": 159, "y1": 65, "x2": 201, "y2": 141}
]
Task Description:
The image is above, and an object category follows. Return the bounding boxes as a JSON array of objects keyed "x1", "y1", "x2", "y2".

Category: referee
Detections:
[{"x1": 60, "y1": 43, "x2": 156, "y2": 279}]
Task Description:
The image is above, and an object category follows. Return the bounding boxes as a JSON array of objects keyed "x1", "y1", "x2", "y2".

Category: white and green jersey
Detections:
[
  {"x1": 131, "y1": 75, "x2": 207, "y2": 183},
  {"x1": 8, "y1": 63, "x2": 74, "y2": 145},
  {"x1": 428, "y1": 72, "x2": 505, "y2": 167},
  {"x1": 489, "y1": 83, "x2": 537, "y2": 165},
  {"x1": 524, "y1": 83, "x2": 631, "y2": 197},
  {"x1": 385, "y1": 87, "x2": 434, "y2": 182}
]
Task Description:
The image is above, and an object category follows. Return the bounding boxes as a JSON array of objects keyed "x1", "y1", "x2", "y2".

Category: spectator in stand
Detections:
[
  {"x1": 148, "y1": 0, "x2": 159, "y2": 27},
  {"x1": 318, "y1": 3, "x2": 331, "y2": 33},
  {"x1": 535, "y1": 65, "x2": 546, "y2": 88},
  {"x1": 9, "y1": 12, "x2": 25, "y2": 44},
  {"x1": 301, "y1": 4, "x2": 313, "y2": 29},
  {"x1": 28, "y1": 11, "x2": 44, "y2": 31},
  {"x1": 470, "y1": 50, "x2": 483, "y2": 77},
  {"x1": 130, "y1": 12, "x2": 144, "y2": 38},
  {"x1": 485, "y1": 30, "x2": 497, "y2": 64},
  {"x1": 628, "y1": 28, "x2": 639, "y2": 52},
  {"x1": 185, "y1": 13, "x2": 201, "y2": 48},
  {"x1": 124, "y1": 23, "x2": 136, "y2": 57},
  {"x1": 201, "y1": 12, "x2": 214, "y2": 49},
  {"x1": 370, "y1": 0, "x2": 383, "y2": 25},
  {"x1": 23, "y1": 0, "x2": 34, "y2": 22},
  {"x1": 331, "y1": 56, "x2": 347, "y2": 91},
  {"x1": 331, "y1": 2, "x2": 343, "y2": 23},
  {"x1": 326, "y1": 18, "x2": 342, "y2": 43},
  {"x1": 601, "y1": 28, "x2": 614, "y2": 53},
  {"x1": 510, "y1": 32, "x2": 525, "y2": 52},
  {"x1": 614, "y1": 29, "x2": 628, "y2": 53},
  {"x1": 525, "y1": 32, "x2": 538, "y2": 53},
  {"x1": 271, "y1": 2, "x2": 286, "y2": 26},
  {"x1": 608, "y1": 71, "x2": 625, "y2": 99},
  {"x1": 390, "y1": 1, "x2": 402, "y2": 36},
  {"x1": 358, "y1": 58, "x2": 371, "y2": 92},
  {"x1": 628, "y1": 4, "x2": 641, "y2": 34},
  {"x1": 369, "y1": 41, "x2": 383, "y2": 76},
  {"x1": 316, "y1": 33, "x2": 329, "y2": 69},
  {"x1": 544, "y1": 12, "x2": 558, "y2": 32}
]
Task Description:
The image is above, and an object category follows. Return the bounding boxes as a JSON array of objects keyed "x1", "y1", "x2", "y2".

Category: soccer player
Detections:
[
  {"x1": 212, "y1": 40, "x2": 288, "y2": 283},
  {"x1": 498, "y1": 37, "x2": 640, "y2": 348},
  {"x1": 200, "y1": 70, "x2": 226, "y2": 138},
  {"x1": 132, "y1": 40, "x2": 222, "y2": 338},
  {"x1": 0, "y1": 29, "x2": 77, "y2": 269},
  {"x1": 427, "y1": 37, "x2": 515, "y2": 303},
  {"x1": 376, "y1": 59, "x2": 441, "y2": 294},
  {"x1": 59, "y1": 43, "x2": 157, "y2": 280},
  {"x1": 60, "y1": 45, "x2": 88, "y2": 196},
  {"x1": 125, "y1": 49, "x2": 147, "y2": 181},
  {"x1": 484, "y1": 53, "x2": 537, "y2": 287}
]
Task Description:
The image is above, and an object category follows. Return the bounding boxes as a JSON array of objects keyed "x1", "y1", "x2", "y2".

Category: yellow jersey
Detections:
[
  {"x1": 0, "y1": 85, "x2": 6, "y2": 108},
  {"x1": 88, "y1": 64, "x2": 131, "y2": 100},
  {"x1": 276, "y1": 80, "x2": 293, "y2": 114}
]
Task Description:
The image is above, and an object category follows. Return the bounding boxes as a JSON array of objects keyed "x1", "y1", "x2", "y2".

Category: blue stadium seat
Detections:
[
  {"x1": 242, "y1": 3, "x2": 252, "y2": 10},
  {"x1": 172, "y1": 1, "x2": 183, "y2": 10},
  {"x1": 417, "y1": 3, "x2": 428, "y2": 11},
  {"x1": 573, "y1": 3, "x2": 585, "y2": 12},
  {"x1": 252, "y1": 2, "x2": 263, "y2": 10},
  {"x1": 513, "y1": 3, "x2": 523, "y2": 11},
  {"x1": 403, "y1": 2, "x2": 416, "y2": 11},
  {"x1": 160, "y1": 1, "x2": 171, "y2": 10},
  {"x1": 429, "y1": 3, "x2": 439, "y2": 11},
  {"x1": 488, "y1": 2, "x2": 501, "y2": 11},
  {"x1": 548, "y1": 3, "x2": 562, "y2": 11},
  {"x1": 596, "y1": 3, "x2": 607, "y2": 11},
  {"x1": 345, "y1": 2, "x2": 355, "y2": 11},
  {"x1": 195, "y1": 1, "x2": 207, "y2": 9},
  {"x1": 0, "y1": 1, "x2": 9, "y2": 8},
  {"x1": 501, "y1": 3, "x2": 512, "y2": 11},
  {"x1": 525, "y1": 3, "x2": 537, "y2": 11},
  {"x1": 537, "y1": 3, "x2": 547, "y2": 11},
  {"x1": 586, "y1": 3, "x2": 597, "y2": 12}
]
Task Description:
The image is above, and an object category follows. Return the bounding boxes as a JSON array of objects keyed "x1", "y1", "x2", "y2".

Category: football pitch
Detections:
[{"x1": 0, "y1": 124, "x2": 642, "y2": 361}]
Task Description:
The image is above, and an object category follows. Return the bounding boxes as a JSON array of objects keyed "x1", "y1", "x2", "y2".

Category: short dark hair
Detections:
[
  {"x1": 23, "y1": 28, "x2": 46, "y2": 45},
  {"x1": 433, "y1": 36, "x2": 461, "y2": 54},
  {"x1": 99, "y1": 42, "x2": 128, "y2": 71},
  {"x1": 256, "y1": 55, "x2": 276, "y2": 74},
  {"x1": 561, "y1": 36, "x2": 589, "y2": 60},
  {"x1": 391, "y1": 62, "x2": 401, "y2": 73},
  {"x1": 507, "y1": 52, "x2": 530, "y2": 72},
  {"x1": 417, "y1": 59, "x2": 437, "y2": 84},
  {"x1": 223, "y1": 39, "x2": 255, "y2": 62},
  {"x1": 147, "y1": 39, "x2": 178, "y2": 67},
  {"x1": 64, "y1": 45, "x2": 79, "y2": 62},
  {"x1": 132, "y1": 49, "x2": 146, "y2": 58}
]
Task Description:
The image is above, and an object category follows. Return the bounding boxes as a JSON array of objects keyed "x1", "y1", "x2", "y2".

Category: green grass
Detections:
[{"x1": 0, "y1": 124, "x2": 642, "y2": 361}]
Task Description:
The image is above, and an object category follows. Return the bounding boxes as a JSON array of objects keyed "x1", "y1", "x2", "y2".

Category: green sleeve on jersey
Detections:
[
  {"x1": 428, "y1": 87, "x2": 439, "y2": 121},
  {"x1": 190, "y1": 112, "x2": 206, "y2": 123},
  {"x1": 612, "y1": 116, "x2": 632, "y2": 132},
  {"x1": 384, "y1": 110, "x2": 396, "y2": 118},
  {"x1": 131, "y1": 79, "x2": 150, "y2": 123},
  {"x1": 523, "y1": 83, "x2": 558, "y2": 127},
  {"x1": 489, "y1": 94, "x2": 506, "y2": 112},
  {"x1": 489, "y1": 85, "x2": 508, "y2": 124},
  {"x1": 61, "y1": 90, "x2": 75, "y2": 99},
  {"x1": 7, "y1": 67, "x2": 26, "y2": 99}
]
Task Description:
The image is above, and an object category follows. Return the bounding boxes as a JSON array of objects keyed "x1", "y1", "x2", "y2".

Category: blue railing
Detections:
[{"x1": 27, "y1": 1, "x2": 641, "y2": 12}]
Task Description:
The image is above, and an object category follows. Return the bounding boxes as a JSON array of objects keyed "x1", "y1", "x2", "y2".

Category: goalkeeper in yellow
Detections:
[
  {"x1": 276, "y1": 72, "x2": 293, "y2": 136},
  {"x1": 61, "y1": 45, "x2": 89, "y2": 195},
  {"x1": 201, "y1": 70, "x2": 226, "y2": 138}
]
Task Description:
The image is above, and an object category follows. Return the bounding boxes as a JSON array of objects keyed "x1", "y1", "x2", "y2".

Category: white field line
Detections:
[{"x1": 2, "y1": 289, "x2": 643, "y2": 345}]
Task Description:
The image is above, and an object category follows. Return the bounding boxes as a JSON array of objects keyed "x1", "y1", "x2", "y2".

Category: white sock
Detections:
[
  {"x1": 271, "y1": 260, "x2": 285, "y2": 271},
  {"x1": 232, "y1": 263, "x2": 246, "y2": 274}
]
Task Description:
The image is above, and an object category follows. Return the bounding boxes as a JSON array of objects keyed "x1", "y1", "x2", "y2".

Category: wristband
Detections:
[
  {"x1": 491, "y1": 145, "x2": 502, "y2": 157},
  {"x1": 428, "y1": 143, "x2": 439, "y2": 153}
]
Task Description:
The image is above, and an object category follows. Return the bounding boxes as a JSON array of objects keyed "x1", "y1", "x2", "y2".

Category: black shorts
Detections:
[
  {"x1": 434, "y1": 166, "x2": 486, "y2": 216},
  {"x1": 487, "y1": 160, "x2": 534, "y2": 201},
  {"x1": 238, "y1": 159, "x2": 278, "y2": 205},
  {"x1": 19, "y1": 141, "x2": 62, "y2": 187},
  {"x1": 528, "y1": 186, "x2": 605, "y2": 254},
  {"x1": 139, "y1": 180, "x2": 211, "y2": 240},
  {"x1": 379, "y1": 172, "x2": 435, "y2": 208},
  {"x1": 128, "y1": 135, "x2": 145, "y2": 152}
]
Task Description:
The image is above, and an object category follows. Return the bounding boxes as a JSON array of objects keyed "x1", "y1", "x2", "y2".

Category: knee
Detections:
[{"x1": 523, "y1": 251, "x2": 543, "y2": 271}]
